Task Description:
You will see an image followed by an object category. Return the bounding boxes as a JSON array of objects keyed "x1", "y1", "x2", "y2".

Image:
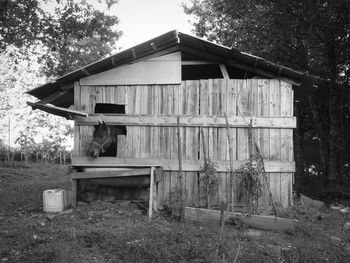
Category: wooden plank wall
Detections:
[{"x1": 74, "y1": 79, "x2": 294, "y2": 210}]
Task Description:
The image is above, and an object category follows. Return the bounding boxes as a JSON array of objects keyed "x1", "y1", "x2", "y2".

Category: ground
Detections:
[{"x1": 0, "y1": 163, "x2": 349, "y2": 263}]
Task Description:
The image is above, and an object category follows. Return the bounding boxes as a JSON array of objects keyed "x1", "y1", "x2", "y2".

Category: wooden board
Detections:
[
  {"x1": 71, "y1": 168, "x2": 151, "y2": 179},
  {"x1": 72, "y1": 157, "x2": 295, "y2": 173},
  {"x1": 185, "y1": 207, "x2": 298, "y2": 232},
  {"x1": 75, "y1": 115, "x2": 296, "y2": 129},
  {"x1": 80, "y1": 52, "x2": 181, "y2": 86}
]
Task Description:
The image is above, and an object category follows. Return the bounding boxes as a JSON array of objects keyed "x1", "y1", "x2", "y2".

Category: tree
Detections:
[
  {"x1": 184, "y1": 0, "x2": 350, "y2": 188},
  {"x1": 40, "y1": 0, "x2": 122, "y2": 76},
  {"x1": 0, "y1": 0, "x2": 122, "y2": 77},
  {"x1": 0, "y1": 0, "x2": 122, "y2": 160},
  {"x1": 0, "y1": 45, "x2": 73, "y2": 153}
]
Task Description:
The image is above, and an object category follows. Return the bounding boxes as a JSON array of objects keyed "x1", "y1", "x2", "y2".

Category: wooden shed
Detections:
[{"x1": 27, "y1": 30, "x2": 317, "y2": 212}]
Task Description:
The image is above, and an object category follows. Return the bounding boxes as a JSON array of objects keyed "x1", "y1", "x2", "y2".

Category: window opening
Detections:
[{"x1": 94, "y1": 103, "x2": 127, "y2": 157}]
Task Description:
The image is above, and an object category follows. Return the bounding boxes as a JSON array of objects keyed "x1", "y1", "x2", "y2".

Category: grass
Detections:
[{"x1": 0, "y1": 162, "x2": 349, "y2": 262}]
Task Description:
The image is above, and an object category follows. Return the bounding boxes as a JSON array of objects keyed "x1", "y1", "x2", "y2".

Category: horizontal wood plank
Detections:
[
  {"x1": 75, "y1": 114, "x2": 296, "y2": 128},
  {"x1": 185, "y1": 207, "x2": 298, "y2": 232},
  {"x1": 71, "y1": 168, "x2": 152, "y2": 179},
  {"x1": 72, "y1": 157, "x2": 295, "y2": 173}
]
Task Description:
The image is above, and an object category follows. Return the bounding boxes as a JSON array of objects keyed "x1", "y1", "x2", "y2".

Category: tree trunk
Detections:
[
  {"x1": 308, "y1": 94, "x2": 328, "y2": 186},
  {"x1": 294, "y1": 102, "x2": 306, "y2": 190},
  {"x1": 337, "y1": 91, "x2": 345, "y2": 184},
  {"x1": 63, "y1": 151, "x2": 66, "y2": 165},
  {"x1": 327, "y1": 41, "x2": 338, "y2": 187}
]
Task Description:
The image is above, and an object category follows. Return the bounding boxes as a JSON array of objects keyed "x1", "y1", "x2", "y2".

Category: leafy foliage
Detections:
[
  {"x1": 235, "y1": 162, "x2": 263, "y2": 203},
  {"x1": 40, "y1": 0, "x2": 122, "y2": 76},
  {"x1": 200, "y1": 159, "x2": 220, "y2": 190},
  {"x1": 169, "y1": 185, "x2": 187, "y2": 212},
  {"x1": 0, "y1": 46, "x2": 73, "y2": 152},
  {"x1": 0, "y1": 0, "x2": 122, "y2": 155},
  {"x1": 1, "y1": 0, "x2": 122, "y2": 77},
  {"x1": 199, "y1": 159, "x2": 220, "y2": 208}
]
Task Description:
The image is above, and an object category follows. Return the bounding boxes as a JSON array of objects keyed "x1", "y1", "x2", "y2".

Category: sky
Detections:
[
  {"x1": 111, "y1": 0, "x2": 195, "y2": 49},
  {"x1": 42, "y1": 0, "x2": 195, "y2": 50}
]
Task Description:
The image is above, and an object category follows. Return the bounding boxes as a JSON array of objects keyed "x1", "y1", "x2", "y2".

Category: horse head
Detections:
[{"x1": 88, "y1": 121, "x2": 113, "y2": 158}]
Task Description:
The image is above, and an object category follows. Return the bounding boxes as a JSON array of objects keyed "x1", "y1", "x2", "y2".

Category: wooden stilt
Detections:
[{"x1": 149, "y1": 167, "x2": 155, "y2": 219}]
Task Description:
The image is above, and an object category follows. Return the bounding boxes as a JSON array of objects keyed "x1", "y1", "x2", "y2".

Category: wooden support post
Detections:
[
  {"x1": 149, "y1": 167, "x2": 155, "y2": 219},
  {"x1": 177, "y1": 116, "x2": 185, "y2": 222},
  {"x1": 248, "y1": 119, "x2": 255, "y2": 214}
]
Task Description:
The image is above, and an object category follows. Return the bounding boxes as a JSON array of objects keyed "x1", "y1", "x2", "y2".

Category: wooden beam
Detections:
[
  {"x1": 71, "y1": 157, "x2": 295, "y2": 173},
  {"x1": 220, "y1": 64, "x2": 229, "y2": 79},
  {"x1": 75, "y1": 115, "x2": 296, "y2": 129},
  {"x1": 28, "y1": 102, "x2": 88, "y2": 119},
  {"x1": 71, "y1": 168, "x2": 151, "y2": 179},
  {"x1": 150, "y1": 42, "x2": 157, "y2": 50},
  {"x1": 181, "y1": 61, "x2": 216, "y2": 65},
  {"x1": 111, "y1": 56, "x2": 116, "y2": 66},
  {"x1": 185, "y1": 207, "x2": 298, "y2": 232},
  {"x1": 81, "y1": 68, "x2": 90, "y2": 76},
  {"x1": 131, "y1": 48, "x2": 137, "y2": 59}
]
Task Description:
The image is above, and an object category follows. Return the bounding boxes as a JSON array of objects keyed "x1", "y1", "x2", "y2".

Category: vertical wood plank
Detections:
[
  {"x1": 257, "y1": 79, "x2": 270, "y2": 209},
  {"x1": 226, "y1": 79, "x2": 238, "y2": 207},
  {"x1": 280, "y1": 81, "x2": 294, "y2": 208},
  {"x1": 199, "y1": 80, "x2": 209, "y2": 206},
  {"x1": 167, "y1": 85, "x2": 174, "y2": 159},
  {"x1": 116, "y1": 86, "x2": 126, "y2": 158},
  {"x1": 79, "y1": 86, "x2": 94, "y2": 157},
  {"x1": 269, "y1": 80, "x2": 282, "y2": 206},
  {"x1": 160, "y1": 86, "x2": 169, "y2": 158},
  {"x1": 151, "y1": 85, "x2": 160, "y2": 158},
  {"x1": 170, "y1": 171, "x2": 178, "y2": 202},
  {"x1": 161, "y1": 171, "x2": 171, "y2": 207},
  {"x1": 170, "y1": 85, "x2": 179, "y2": 159},
  {"x1": 217, "y1": 79, "x2": 227, "y2": 162},
  {"x1": 73, "y1": 82, "x2": 81, "y2": 157},
  {"x1": 237, "y1": 80, "x2": 249, "y2": 161},
  {"x1": 185, "y1": 81, "x2": 200, "y2": 206},
  {"x1": 123, "y1": 86, "x2": 133, "y2": 158},
  {"x1": 132, "y1": 86, "x2": 141, "y2": 158}
]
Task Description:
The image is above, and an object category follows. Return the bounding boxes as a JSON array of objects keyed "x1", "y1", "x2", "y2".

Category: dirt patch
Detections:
[{"x1": 0, "y1": 163, "x2": 349, "y2": 262}]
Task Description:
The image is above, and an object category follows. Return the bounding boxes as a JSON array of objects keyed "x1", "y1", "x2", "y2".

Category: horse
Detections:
[{"x1": 87, "y1": 121, "x2": 126, "y2": 158}]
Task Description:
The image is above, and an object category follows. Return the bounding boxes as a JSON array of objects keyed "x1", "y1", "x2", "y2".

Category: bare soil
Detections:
[{"x1": 0, "y1": 163, "x2": 349, "y2": 263}]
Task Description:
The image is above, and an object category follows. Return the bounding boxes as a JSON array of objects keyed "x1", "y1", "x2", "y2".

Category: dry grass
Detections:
[{"x1": 0, "y1": 163, "x2": 349, "y2": 262}]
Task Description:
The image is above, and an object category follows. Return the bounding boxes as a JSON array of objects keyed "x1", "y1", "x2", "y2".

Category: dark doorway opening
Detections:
[{"x1": 94, "y1": 103, "x2": 127, "y2": 157}]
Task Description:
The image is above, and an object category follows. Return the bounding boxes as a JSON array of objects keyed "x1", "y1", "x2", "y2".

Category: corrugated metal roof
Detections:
[{"x1": 27, "y1": 30, "x2": 319, "y2": 101}]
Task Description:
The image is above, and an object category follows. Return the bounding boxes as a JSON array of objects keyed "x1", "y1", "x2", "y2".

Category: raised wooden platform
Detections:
[{"x1": 71, "y1": 167, "x2": 163, "y2": 218}]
